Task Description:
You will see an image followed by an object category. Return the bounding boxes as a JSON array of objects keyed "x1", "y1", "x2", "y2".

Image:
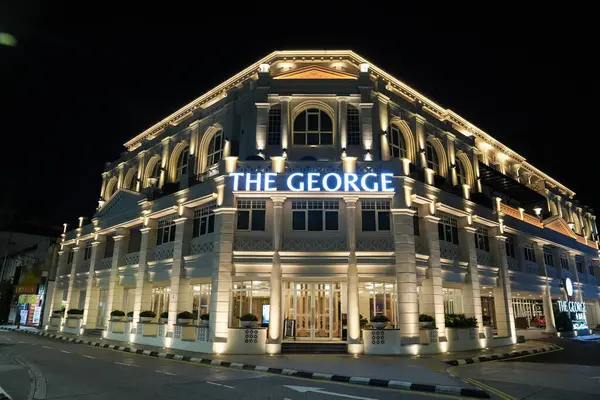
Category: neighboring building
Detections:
[
  {"x1": 52, "y1": 51, "x2": 600, "y2": 355},
  {"x1": 0, "y1": 237, "x2": 60, "y2": 327}
]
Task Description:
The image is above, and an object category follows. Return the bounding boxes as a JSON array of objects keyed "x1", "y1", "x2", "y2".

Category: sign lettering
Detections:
[{"x1": 230, "y1": 172, "x2": 395, "y2": 192}]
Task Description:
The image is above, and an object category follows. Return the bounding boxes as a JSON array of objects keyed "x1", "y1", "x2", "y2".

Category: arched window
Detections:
[
  {"x1": 389, "y1": 125, "x2": 407, "y2": 159},
  {"x1": 150, "y1": 160, "x2": 161, "y2": 180},
  {"x1": 293, "y1": 108, "x2": 333, "y2": 145},
  {"x1": 267, "y1": 105, "x2": 281, "y2": 146},
  {"x1": 426, "y1": 142, "x2": 440, "y2": 174},
  {"x1": 456, "y1": 160, "x2": 466, "y2": 186},
  {"x1": 104, "y1": 177, "x2": 117, "y2": 199},
  {"x1": 346, "y1": 106, "x2": 360, "y2": 146},
  {"x1": 175, "y1": 146, "x2": 189, "y2": 181},
  {"x1": 207, "y1": 130, "x2": 224, "y2": 167}
]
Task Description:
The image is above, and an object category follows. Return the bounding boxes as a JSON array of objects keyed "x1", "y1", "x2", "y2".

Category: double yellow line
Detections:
[{"x1": 462, "y1": 377, "x2": 515, "y2": 400}]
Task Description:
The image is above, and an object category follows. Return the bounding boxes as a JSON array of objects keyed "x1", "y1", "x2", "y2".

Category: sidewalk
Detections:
[{"x1": 0, "y1": 325, "x2": 557, "y2": 397}]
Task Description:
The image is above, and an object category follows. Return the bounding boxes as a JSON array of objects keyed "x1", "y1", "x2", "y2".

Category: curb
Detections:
[
  {"x1": 444, "y1": 344, "x2": 560, "y2": 366},
  {"x1": 1, "y1": 327, "x2": 489, "y2": 398}
]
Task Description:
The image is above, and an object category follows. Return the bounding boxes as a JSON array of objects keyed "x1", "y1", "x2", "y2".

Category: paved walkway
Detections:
[{"x1": 0, "y1": 325, "x2": 554, "y2": 390}]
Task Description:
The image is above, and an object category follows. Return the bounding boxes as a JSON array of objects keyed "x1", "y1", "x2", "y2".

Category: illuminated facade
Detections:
[{"x1": 50, "y1": 51, "x2": 600, "y2": 354}]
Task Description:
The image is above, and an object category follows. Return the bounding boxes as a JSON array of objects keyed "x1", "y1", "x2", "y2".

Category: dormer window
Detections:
[{"x1": 293, "y1": 109, "x2": 333, "y2": 145}]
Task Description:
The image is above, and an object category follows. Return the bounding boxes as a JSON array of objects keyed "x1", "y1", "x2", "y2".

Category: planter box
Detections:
[
  {"x1": 363, "y1": 329, "x2": 402, "y2": 355},
  {"x1": 49, "y1": 316, "x2": 62, "y2": 330},
  {"x1": 419, "y1": 321, "x2": 435, "y2": 329},
  {"x1": 110, "y1": 317, "x2": 125, "y2": 322},
  {"x1": 200, "y1": 319, "x2": 209, "y2": 326},
  {"x1": 446, "y1": 327, "x2": 480, "y2": 351},
  {"x1": 419, "y1": 328, "x2": 440, "y2": 344},
  {"x1": 177, "y1": 318, "x2": 192, "y2": 325},
  {"x1": 240, "y1": 321, "x2": 256, "y2": 328},
  {"x1": 225, "y1": 327, "x2": 267, "y2": 354},
  {"x1": 159, "y1": 318, "x2": 168, "y2": 324},
  {"x1": 63, "y1": 317, "x2": 82, "y2": 335},
  {"x1": 140, "y1": 317, "x2": 154, "y2": 323},
  {"x1": 371, "y1": 322, "x2": 388, "y2": 329}
]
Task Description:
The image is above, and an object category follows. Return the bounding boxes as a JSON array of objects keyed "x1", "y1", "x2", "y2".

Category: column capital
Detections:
[
  {"x1": 411, "y1": 113, "x2": 427, "y2": 124},
  {"x1": 423, "y1": 215, "x2": 440, "y2": 223},
  {"x1": 343, "y1": 196, "x2": 360, "y2": 206},
  {"x1": 391, "y1": 208, "x2": 416, "y2": 216},
  {"x1": 336, "y1": 96, "x2": 350, "y2": 103},
  {"x1": 72, "y1": 246, "x2": 81, "y2": 252},
  {"x1": 255, "y1": 102, "x2": 271, "y2": 109},
  {"x1": 271, "y1": 196, "x2": 286, "y2": 206},
  {"x1": 140, "y1": 226, "x2": 154, "y2": 235},
  {"x1": 358, "y1": 102, "x2": 373, "y2": 109},
  {"x1": 173, "y1": 216, "x2": 189, "y2": 225},
  {"x1": 213, "y1": 207, "x2": 237, "y2": 215},
  {"x1": 462, "y1": 226, "x2": 477, "y2": 233},
  {"x1": 493, "y1": 235, "x2": 508, "y2": 242},
  {"x1": 279, "y1": 96, "x2": 292, "y2": 102}
]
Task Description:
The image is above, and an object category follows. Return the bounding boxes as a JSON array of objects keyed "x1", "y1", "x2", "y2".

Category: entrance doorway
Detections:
[{"x1": 289, "y1": 283, "x2": 342, "y2": 340}]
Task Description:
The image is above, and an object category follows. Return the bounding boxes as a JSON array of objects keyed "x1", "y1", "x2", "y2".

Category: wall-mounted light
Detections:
[
  {"x1": 282, "y1": 148, "x2": 287, "y2": 159},
  {"x1": 97, "y1": 198, "x2": 105, "y2": 209},
  {"x1": 568, "y1": 221, "x2": 575, "y2": 230},
  {"x1": 148, "y1": 177, "x2": 158, "y2": 187},
  {"x1": 533, "y1": 207, "x2": 542, "y2": 217},
  {"x1": 341, "y1": 147, "x2": 347, "y2": 158},
  {"x1": 360, "y1": 63, "x2": 369, "y2": 73},
  {"x1": 364, "y1": 149, "x2": 372, "y2": 161}
]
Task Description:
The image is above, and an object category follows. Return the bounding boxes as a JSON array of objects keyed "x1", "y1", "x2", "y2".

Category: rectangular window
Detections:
[
  {"x1": 575, "y1": 255, "x2": 584, "y2": 273},
  {"x1": 192, "y1": 204, "x2": 216, "y2": 237},
  {"x1": 505, "y1": 236, "x2": 516, "y2": 258},
  {"x1": 361, "y1": 200, "x2": 391, "y2": 232},
  {"x1": 347, "y1": 107, "x2": 361, "y2": 146},
  {"x1": 236, "y1": 200, "x2": 266, "y2": 231},
  {"x1": 590, "y1": 264, "x2": 596, "y2": 277},
  {"x1": 543, "y1": 247, "x2": 554, "y2": 267},
  {"x1": 292, "y1": 200, "x2": 339, "y2": 231},
  {"x1": 438, "y1": 215, "x2": 459, "y2": 245},
  {"x1": 67, "y1": 251, "x2": 74, "y2": 264},
  {"x1": 267, "y1": 107, "x2": 281, "y2": 146},
  {"x1": 231, "y1": 281, "x2": 270, "y2": 326},
  {"x1": 524, "y1": 245, "x2": 536, "y2": 262},
  {"x1": 560, "y1": 255, "x2": 569, "y2": 270},
  {"x1": 474, "y1": 227, "x2": 490, "y2": 252},
  {"x1": 84, "y1": 243, "x2": 93, "y2": 261},
  {"x1": 156, "y1": 217, "x2": 176, "y2": 246}
]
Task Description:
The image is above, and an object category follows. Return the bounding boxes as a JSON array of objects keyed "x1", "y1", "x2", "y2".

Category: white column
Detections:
[
  {"x1": 280, "y1": 96, "x2": 291, "y2": 152},
  {"x1": 255, "y1": 102, "x2": 270, "y2": 151},
  {"x1": 418, "y1": 204, "x2": 446, "y2": 337},
  {"x1": 413, "y1": 114, "x2": 427, "y2": 168},
  {"x1": 490, "y1": 232, "x2": 516, "y2": 339},
  {"x1": 168, "y1": 212, "x2": 193, "y2": 327},
  {"x1": 105, "y1": 229, "x2": 130, "y2": 328},
  {"x1": 46, "y1": 247, "x2": 70, "y2": 326},
  {"x1": 267, "y1": 196, "x2": 285, "y2": 354},
  {"x1": 209, "y1": 208, "x2": 235, "y2": 353},
  {"x1": 159, "y1": 138, "x2": 171, "y2": 188},
  {"x1": 445, "y1": 133, "x2": 457, "y2": 186},
  {"x1": 344, "y1": 197, "x2": 362, "y2": 353},
  {"x1": 458, "y1": 220, "x2": 483, "y2": 328},
  {"x1": 392, "y1": 208, "x2": 419, "y2": 339},
  {"x1": 83, "y1": 236, "x2": 106, "y2": 329},
  {"x1": 542, "y1": 284, "x2": 557, "y2": 333},
  {"x1": 65, "y1": 246, "x2": 83, "y2": 310},
  {"x1": 134, "y1": 224, "x2": 156, "y2": 326},
  {"x1": 100, "y1": 173, "x2": 108, "y2": 199},
  {"x1": 338, "y1": 97, "x2": 348, "y2": 150},
  {"x1": 568, "y1": 251, "x2": 584, "y2": 303},
  {"x1": 472, "y1": 148, "x2": 482, "y2": 192}
]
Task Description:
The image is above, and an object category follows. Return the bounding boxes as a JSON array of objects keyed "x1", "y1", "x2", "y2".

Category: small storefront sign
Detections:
[{"x1": 558, "y1": 300, "x2": 588, "y2": 330}]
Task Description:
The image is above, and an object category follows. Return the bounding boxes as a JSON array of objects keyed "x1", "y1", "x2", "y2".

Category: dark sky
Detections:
[{"x1": 1, "y1": 9, "x2": 598, "y2": 231}]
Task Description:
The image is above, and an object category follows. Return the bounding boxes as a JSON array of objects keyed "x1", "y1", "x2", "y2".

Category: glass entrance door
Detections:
[{"x1": 293, "y1": 283, "x2": 341, "y2": 340}]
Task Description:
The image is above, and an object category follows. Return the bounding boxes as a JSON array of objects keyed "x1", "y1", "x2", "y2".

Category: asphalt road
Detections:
[
  {"x1": 0, "y1": 330, "x2": 460, "y2": 400},
  {"x1": 448, "y1": 337, "x2": 600, "y2": 400}
]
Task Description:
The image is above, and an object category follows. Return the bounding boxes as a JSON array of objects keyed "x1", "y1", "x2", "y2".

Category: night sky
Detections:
[{"x1": 1, "y1": 10, "x2": 598, "y2": 233}]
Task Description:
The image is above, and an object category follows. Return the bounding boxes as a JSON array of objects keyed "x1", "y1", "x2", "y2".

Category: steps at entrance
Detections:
[
  {"x1": 84, "y1": 328, "x2": 105, "y2": 337},
  {"x1": 282, "y1": 342, "x2": 347, "y2": 354}
]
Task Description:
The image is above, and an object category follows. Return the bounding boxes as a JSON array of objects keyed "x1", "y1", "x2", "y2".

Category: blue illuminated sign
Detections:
[{"x1": 229, "y1": 172, "x2": 395, "y2": 192}]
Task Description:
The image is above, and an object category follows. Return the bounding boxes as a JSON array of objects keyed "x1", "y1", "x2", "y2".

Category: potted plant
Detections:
[
  {"x1": 139, "y1": 310, "x2": 156, "y2": 322},
  {"x1": 239, "y1": 313, "x2": 258, "y2": 328},
  {"x1": 370, "y1": 315, "x2": 389, "y2": 329},
  {"x1": 126, "y1": 311, "x2": 134, "y2": 322},
  {"x1": 110, "y1": 310, "x2": 125, "y2": 321},
  {"x1": 52, "y1": 309, "x2": 64, "y2": 316},
  {"x1": 177, "y1": 311, "x2": 194, "y2": 325},
  {"x1": 445, "y1": 313, "x2": 478, "y2": 328},
  {"x1": 200, "y1": 313, "x2": 210, "y2": 326},
  {"x1": 66, "y1": 309, "x2": 84, "y2": 318},
  {"x1": 419, "y1": 314, "x2": 435, "y2": 328},
  {"x1": 159, "y1": 311, "x2": 168, "y2": 324}
]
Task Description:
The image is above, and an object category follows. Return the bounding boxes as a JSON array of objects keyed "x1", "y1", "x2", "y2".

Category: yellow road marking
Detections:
[{"x1": 463, "y1": 377, "x2": 515, "y2": 400}]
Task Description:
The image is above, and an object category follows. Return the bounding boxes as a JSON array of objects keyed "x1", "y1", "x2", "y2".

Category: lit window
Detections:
[
  {"x1": 149, "y1": 160, "x2": 161, "y2": 182},
  {"x1": 443, "y1": 288, "x2": 463, "y2": 314},
  {"x1": 293, "y1": 109, "x2": 333, "y2": 146},
  {"x1": 230, "y1": 280, "x2": 270, "y2": 326},
  {"x1": 193, "y1": 204, "x2": 216, "y2": 237},
  {"x1": 267, "y1": 105, "x2": 281, "y2": 146},
  {"x1": 156, "y1": 217, "x2": 176, "y2": 246},
  {"x1": 192, "y1": 284, "x2": 211, "y2": 323},
  {"x1": 236, "y1": 200, "x2": 266, "y2": 231},
  {"x1": 361, "y1": 200, "x2": 391, "y2": 232},
  {"x1": 175, "y1": 146, "x2": 189, "y2": 181},
  {"x1": 151, "y1": 287, "x2": 170, "y2": 317},
  {"x1": 292, "y1": 200, "x2": 339, "y2": 231},
  {"x1": 426, "y1": 142, "x2": 440, "y2": 174},
  {"x1": 437, "y1": 215, "x2": 459, "y2": 245},
  {"x1": 389, "y1": 125, "x2": 407, "y2": 159},
  {"x1": 358, "y1": 282, "x2": 397, "y2": 325},
  {"x1": 474, "y1": 227, "x2": 490, "y2": 252},
  {"x1": 207, "y1": 130, "x2": 224, "y2": 167},
  {"x1": 347, "y1": 106, "x2": 360, "y2": 146}
]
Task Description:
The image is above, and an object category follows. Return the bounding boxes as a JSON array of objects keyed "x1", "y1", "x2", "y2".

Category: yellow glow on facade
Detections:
[
  {"x1": 225, "y1": 156, "x2": 238, "y2": 173},
  {"x1": 342, "y1": 157, "x2": 357, "y2": 173},
  {"x1": 404, "y1": 185, "x2": 412, "y2": 207},
  {"x1": 462, "y1": 184, "x2": 471, "y2": 200},
  {"x1": 271, "y1": 156, "x2": 285, "y2": 173},
  {"x1": 401, "y1": 158, "x2": 411, "y2": 176},
  {"x1": 424, "y1": 168, "x2": 435, "y2": 185}
]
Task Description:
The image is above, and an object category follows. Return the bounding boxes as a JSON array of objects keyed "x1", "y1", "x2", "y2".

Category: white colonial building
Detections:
[{"x1": 48, "y1": 50, "x2": 600, "y2": 355}]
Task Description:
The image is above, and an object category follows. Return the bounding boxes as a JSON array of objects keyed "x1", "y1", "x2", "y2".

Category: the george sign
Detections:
[
  {"x1": 230, "y1": 172, "x2": 395, "y2": 193},
  {"x1": 558, "y1": 300, "x2": 588, "y2": 330}
]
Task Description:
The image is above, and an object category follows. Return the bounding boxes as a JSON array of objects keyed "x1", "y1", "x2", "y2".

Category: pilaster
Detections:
[
  {"x1": 458, "y1": 219, "x2": 483, "y2": 328},
  {"x1": 83, "y1": 236, "x2": 106, "y2": 329},
  {"x1": 359, "y1": 102, "x2": 373, "y2": 160},
  {"x1": 337, "y1": 97, "x2": 348, "y2": 150},
  {"x1": 168, "y1": 212, "x2": 193, "y2": 327},
  {"x1": 344, "y1": 197, "x2": 361, "y2": 353},
  {"x1": 280, "y1": 96, "x2": 292, "y2": 151},
  {"x1": 47, "y1": 248, "x2": 70, "y2": 325},
  {"x1": 267, "y1": 196, "x2": 286, "y2": 354},
  {"x1": 255, "y1": 102, "x2": 270, "y2": 152},
  {"x1": 490, "y1": 233, "x2": 516, "y2": 339},
  {"x1": 134, "y1": 223, "x2": 156, "y2": 326},
  {"x1": 65, "y1": 246, "x2": 83, "y2": 310},
  {"x1": 105, "y1": 229, "x2": 130, "y2": 328}
]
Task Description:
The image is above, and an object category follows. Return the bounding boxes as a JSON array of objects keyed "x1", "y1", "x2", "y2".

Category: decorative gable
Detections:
[
  {"x1": 94, "y1": 188, "x2": 144, "y2": 219},
  {"x1": 543, "y1": 215, "x2": 577, "y2": 239},
  {"x1": 273, "y1": 65, "x2": 357, "y2": 80}
]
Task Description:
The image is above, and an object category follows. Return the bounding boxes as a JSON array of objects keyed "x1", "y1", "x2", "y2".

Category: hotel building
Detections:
[{"x1": 49, "y1": 50, "x2": 600, "y2": 355}]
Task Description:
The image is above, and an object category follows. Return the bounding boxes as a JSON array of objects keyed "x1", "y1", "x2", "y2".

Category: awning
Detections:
[{"x1": 478, "y1": 162, "x2": 547, "y2": 207}]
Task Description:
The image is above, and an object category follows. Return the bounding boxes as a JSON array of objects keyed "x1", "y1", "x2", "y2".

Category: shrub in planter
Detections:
[
  {"x1": 110, "y1": 310, "x2": 125, "y2": 320},
  {"x1": 67, "y1": 309, "x2": 84, "y2": 317},
  {"x1": 419, "y1": 314, "x2": 435, "y2": 328},
  {"x1": 445, "y1": 313, "x2": 478, "y2": 328},
  {"x1": 200, "y1": 313, "x2": 210, "y2": 321},
  {"x1": 370, "y1": 315, "x2": 389, "y2": 329},
  {"x1": 126, "y1": 311, "x2": 134, "y2": 321},
  {"x1": 177, "y1": 311, "x2": 194, "y2": 325},
  {"x1": 482, "y1": 316, "x2": 492, "y2": 326},
  {"x1": 139, "y1": 310, "x2": 156, "y2": 322},
  {"x1": 160, "y1": 311, "x2": 168, "y2": 318},
  {"x1": 555, "y1": 312, "x2": 573, "y2": 332},
  {"x1": 52, "y1": 309, "x2": 64, "y2": 316},
  {"x1": 239, "y1": 313, "x2": 258, "y2": 327}
]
